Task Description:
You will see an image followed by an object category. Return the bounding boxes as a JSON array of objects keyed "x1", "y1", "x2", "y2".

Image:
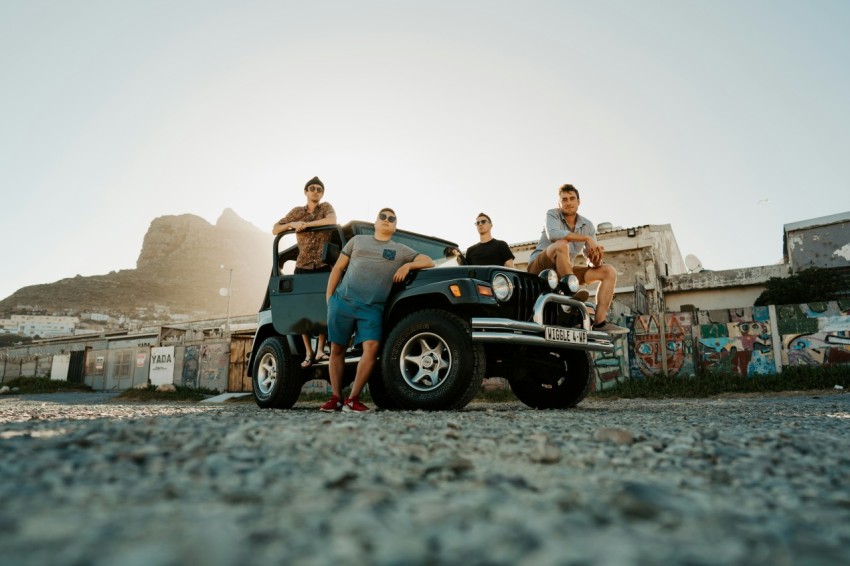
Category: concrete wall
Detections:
[
  {"x1": 785, "y1": 214, "x2": 850, "y2": 271},
  {"x1": 665, "y1": 287, "x2": 768, "y2": 312},
  {"x1": 662, "y1": 264, "x2": 790, "y2": 311},
  {"x1": 1, "y1": 332, "x2": 230, "y2": 393}
]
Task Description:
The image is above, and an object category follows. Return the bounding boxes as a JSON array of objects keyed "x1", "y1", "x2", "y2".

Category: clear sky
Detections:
[{"x1": 2, "y1": 0, "x2": 849, "y2": 302}]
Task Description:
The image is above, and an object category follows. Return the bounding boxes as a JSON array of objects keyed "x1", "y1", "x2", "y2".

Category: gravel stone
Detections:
[{"x1": 1, "y1": 392, "x2": 849, "y2": 565}]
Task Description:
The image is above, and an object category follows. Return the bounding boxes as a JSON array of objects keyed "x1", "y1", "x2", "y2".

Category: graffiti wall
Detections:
[
  {"x1": 592, "y1": 338, "x2": 627, "y2": 391},
  {"x1": 778, "y1": 301, "x2": 850, "y2": 367},
  {"x1": 198, "y1": 343, "x2": 229, "y2": 393},
  {"x1": 696, "y1": 306, "x2": 776, "y2": 377},
  {"x1": 625, "y1": 312, "x2": 696, "y2": 378},
  {"x1": 180, "y1": 345, "x2": 200, "y2": 388}
]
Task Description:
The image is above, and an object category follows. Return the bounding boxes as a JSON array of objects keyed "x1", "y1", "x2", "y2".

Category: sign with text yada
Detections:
[{"x1": 149, "y1": 346, "x2": 175, "y2": 386}]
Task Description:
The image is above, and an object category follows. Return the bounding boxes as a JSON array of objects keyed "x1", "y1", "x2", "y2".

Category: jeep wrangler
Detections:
[{"x1": 248, "y1": 221, "x2": 615, "y2": 410}]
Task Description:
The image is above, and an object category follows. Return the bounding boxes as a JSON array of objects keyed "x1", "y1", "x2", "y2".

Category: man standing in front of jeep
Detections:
[
  {"x1": 273, "y1": 176, "x2": 337, "y2": 368},
  {"x1": 526, "y1": 184, "x2": 628, "y2": 335},
  {"x1": 320, "y1": 208, "x2": 435, "y2": 413},
  {"x1": 465, "y1": 212, "x2": 515, "y2": 267}
]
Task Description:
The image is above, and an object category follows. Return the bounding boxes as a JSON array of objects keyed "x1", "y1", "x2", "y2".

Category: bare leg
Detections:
[
  {"x1": 316, "y1": 334, "x2": 327, "y2": 357},
  {"x1": 329, "y1": 342, "x2": 346, "y2": 398},
  {"x1": 545, "y1": 241, "x2": 574, "y2": 277},
  {"x1": 349, "y1": 340, "x2": 380, "y2": 399},
  {"x1": 583, "y1": 264, "x2": 617, "y2": 322},
  {"x1": 301, "y1": 334, "x2": 314, "y2": 360}
]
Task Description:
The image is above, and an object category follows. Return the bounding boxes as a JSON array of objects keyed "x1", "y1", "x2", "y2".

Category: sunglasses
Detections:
[
  {"x1": 306, "y1": 186, "x2": 324, "y2": 193},
  {"x1": 474, "y1": 219, "x2": 490, "y2": 226},
  {"x1": 378, "y1": 213, "x2": 397, "y2": 223}
]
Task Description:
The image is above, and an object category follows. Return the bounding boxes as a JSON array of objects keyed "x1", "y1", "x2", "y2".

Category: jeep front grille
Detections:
[{"x1": 511, "y1": 274, "x2": 543, "y2": 322}]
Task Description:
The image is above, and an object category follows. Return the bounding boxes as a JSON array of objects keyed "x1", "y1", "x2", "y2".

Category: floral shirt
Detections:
[{"x1": 279, "y1": 202, "x2": 336, "y2": 269}]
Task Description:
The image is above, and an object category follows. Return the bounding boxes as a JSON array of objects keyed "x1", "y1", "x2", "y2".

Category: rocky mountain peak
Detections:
[{"x1": 1, "y1": 210, "x2": 273, "y2": 319}]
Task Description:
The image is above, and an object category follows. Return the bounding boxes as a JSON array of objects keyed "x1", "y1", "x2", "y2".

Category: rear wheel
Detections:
[
  {"x1": 381, "y1": 310, "x2": 484, "y2": 410},
  {"x1": 252, "y1": 337, "x2": 302, "y2": 409},
  {"x1": 509, "y1": 349, "x2": 593, "y2": 409}
]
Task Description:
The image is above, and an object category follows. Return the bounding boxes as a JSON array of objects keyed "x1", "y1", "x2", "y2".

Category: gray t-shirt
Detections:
[
  {"x1": 337, "y1": 235, "x2": 420, "y2": 304},
  {"x1": 529, "y1": 210, "x2": 596, "y2": 262}
]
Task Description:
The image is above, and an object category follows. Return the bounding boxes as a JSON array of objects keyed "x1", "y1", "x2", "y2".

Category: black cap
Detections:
[{"x1": 305, "y1": 176, "x2": 324, "y2": 190}]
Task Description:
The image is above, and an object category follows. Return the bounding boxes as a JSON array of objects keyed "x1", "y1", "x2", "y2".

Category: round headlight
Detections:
[
  {"x1": 559, "y1": 274, "x2": 580, "y2": 295},
  {"x1": 538, "y1": 269, "x2": 559, "y2": 292},
  {"x1": 492, "y1": 273, "x2": 514, "y2": 301}
]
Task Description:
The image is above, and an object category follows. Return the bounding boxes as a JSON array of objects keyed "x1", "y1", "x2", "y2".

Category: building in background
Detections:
[
  {"x1": 783, "y1": 211, "x2": 850, "y2": 271},
  {"x1": 0, "y1": 315, "x2": 79, "y2": 338}
]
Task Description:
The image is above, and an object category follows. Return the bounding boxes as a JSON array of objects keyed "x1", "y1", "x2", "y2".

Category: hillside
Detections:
[{"x1": 0, "y1": 209, "x2": 272, "y2": 319}]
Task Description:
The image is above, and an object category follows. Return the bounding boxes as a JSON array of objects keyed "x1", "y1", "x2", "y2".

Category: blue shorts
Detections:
[{"x1": 327, "y1": 292, "x2": 384, "y2": 346}]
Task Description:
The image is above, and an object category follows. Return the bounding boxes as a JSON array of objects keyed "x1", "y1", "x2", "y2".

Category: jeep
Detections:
[{"x1": 248, "y1": 221, "x2": 615, "y2": 410}]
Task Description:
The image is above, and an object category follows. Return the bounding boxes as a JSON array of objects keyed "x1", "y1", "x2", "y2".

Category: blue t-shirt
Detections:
[{"x1": 337, "y1": 235, "x2": 420, "y2": 304}]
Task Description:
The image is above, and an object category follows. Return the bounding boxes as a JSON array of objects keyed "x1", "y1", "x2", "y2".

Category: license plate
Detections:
[{"x1": 545, "y1": 326, "x2": 587, "y2": 344}]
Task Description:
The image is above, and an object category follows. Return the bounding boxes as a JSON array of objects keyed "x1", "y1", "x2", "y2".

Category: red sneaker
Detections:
[
  {"x1": 319, "y1": 395, "x2": 342, "y2": 412},
  {"x1": 342, "y1": 397, "x2": 370, "y2": 413}
]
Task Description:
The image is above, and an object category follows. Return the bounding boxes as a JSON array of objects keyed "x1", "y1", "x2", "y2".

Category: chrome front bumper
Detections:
[{"x1": 471, "y1": 293, "x2": 615, "y2": 354}]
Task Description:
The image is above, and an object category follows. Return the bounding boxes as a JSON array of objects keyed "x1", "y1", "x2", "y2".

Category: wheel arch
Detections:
[{"x1": 385, "y1": 277, "x2": 493, "y2": 329}]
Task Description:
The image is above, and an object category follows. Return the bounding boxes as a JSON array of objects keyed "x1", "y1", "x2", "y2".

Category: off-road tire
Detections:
[
  {"x1": 381, "y1": 310, "x2": 484, "y2": 410},
  {"x1": 509, "y1": 349, "x2": 593, "y2": 409},
  {"x1": 252, "y1": 336, "x2": 302, "y2": 409}
]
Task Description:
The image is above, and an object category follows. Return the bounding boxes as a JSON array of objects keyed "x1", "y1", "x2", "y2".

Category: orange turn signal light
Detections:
[
  {"x1": 449, "y1": 284, "x2": 462, "y2": 297},
  {"x1": 477, "y1": 285, "x2": 493, "y2": 297}
]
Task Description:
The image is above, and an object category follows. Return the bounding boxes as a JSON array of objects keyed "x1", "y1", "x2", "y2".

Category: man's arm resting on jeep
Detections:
[
  {"x1": 326, "y1": 253, "x2": 350, "y2": 301},
  {"x1": 392, "y1": 254, "x2": 435, "y2": 283},
  {"x1": 272, "y1": 212, "x2": 338, "y2": 235},
  {"x1": 306, "y1": 212, "x2": 337, "y2": 228}
]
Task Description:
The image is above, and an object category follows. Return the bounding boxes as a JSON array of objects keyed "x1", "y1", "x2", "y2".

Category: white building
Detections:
[{"x1": 2, "y1": 315, "x2": 80, "y2": 338}]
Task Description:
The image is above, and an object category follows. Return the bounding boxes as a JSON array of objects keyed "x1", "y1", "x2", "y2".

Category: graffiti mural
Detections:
[
  {"x1": 199, "y1": 343, "x2": 229, "y2": 393},
  {"x1": 181, "y1": 345, "x2": 199, "y2": 388},
  {"x1": 781, "y1": 301, "x2": 850, "y2": 366},
  {"x1": 696, "y1": 306, "x2": 775, "y2": 377},
  {"x1": 627, "y1": 313, "x2": 695, "y2": 378},
  {"x1": 698, "y1": 307, "x2": 754, "y2": 325},
  {"x1": 698, "y1": 320, "x2": 775, "y2": 376},
  {"x1": 593, "y1": 335, "x2": 627, "y2": 391}
]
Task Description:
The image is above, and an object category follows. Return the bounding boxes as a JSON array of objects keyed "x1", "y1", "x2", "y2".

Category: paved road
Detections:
[{"x1": 1, "y1": 391, "x2": 849, "y2": 565}]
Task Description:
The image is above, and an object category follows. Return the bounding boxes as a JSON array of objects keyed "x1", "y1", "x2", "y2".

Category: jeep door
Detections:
[{"x1": 269, "y1": 227, "x2": 343, "y2": 337}]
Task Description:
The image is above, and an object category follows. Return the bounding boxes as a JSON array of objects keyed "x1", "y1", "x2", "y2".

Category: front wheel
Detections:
[
  {"x1": 252, "y1": 337, "x2": 302, "y2": 409},
  {"x1": 509, "y1": 349, "x2": 593, "y2": 409},
  {"x1": 381, "y1": 310, "x2": 484, "y2": 410}
]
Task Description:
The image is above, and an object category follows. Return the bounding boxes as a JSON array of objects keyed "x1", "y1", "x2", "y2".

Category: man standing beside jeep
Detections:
[
  {"x1": 321, "y1": 208, "x2": 435, "y2": 413},
  {"x1": 526, "y1": 183, "x2": 628, "y2": 335},
  {"x1": 273, "y1": 176, "x2": 337, "y2": 368}
]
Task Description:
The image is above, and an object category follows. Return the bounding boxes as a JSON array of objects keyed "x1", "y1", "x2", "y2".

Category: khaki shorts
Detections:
[{"x1": 527, "y1": 252, "x2": 590, "y2": 283}]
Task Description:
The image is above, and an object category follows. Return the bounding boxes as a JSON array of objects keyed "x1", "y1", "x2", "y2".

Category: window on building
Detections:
[
  {"x1": 85, "y1": 353, "x2": 104, "y2": 377},
  {"x1": 114, "y1": 351, "x2": 131, "y2": 379}
]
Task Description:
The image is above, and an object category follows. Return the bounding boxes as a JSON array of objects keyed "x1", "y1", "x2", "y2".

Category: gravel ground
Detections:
[{"x1": 1, "y1": 391, "x2": 849, "y2": 566}]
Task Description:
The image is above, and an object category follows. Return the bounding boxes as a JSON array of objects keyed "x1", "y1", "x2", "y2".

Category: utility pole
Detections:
[{"x1": 220, "y1": 265, "x2": 233, "y2": 334}]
